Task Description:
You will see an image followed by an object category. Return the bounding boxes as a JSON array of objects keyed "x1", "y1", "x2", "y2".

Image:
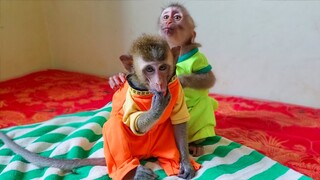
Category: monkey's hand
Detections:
[
  {"x1": 179, "y1": 159, "x2": 196, "y2": 179},
  {"x1": 136, "y1": 90, "x2": 171, "y2": 133},
  {"x1": 150, "y1": 90, "x2": 171, "y2": 119}
]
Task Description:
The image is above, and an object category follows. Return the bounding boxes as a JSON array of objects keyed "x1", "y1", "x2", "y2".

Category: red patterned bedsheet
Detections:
[
  {"x1": 0, "y1": 69, "x2": 113, "y2": 128},
  {"x1": 212, "y1": 94, "x2": 320, "y2": 179},
  {"x1": 0, "y1": 69, "x2": 319, "y2": 179}
]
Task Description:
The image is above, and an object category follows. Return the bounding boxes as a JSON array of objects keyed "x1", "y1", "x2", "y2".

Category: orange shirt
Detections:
[{"x1": 121, "y1": 76, "x2": 190, "y2": 135}]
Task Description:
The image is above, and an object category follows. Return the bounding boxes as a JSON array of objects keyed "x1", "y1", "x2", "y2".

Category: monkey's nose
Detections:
[
  {"x1": 156, "y1": 83, "x2": 166, "y2": 93},
  {"x1": 166, "y1": 18, "x2": 173, "y2": 25}
]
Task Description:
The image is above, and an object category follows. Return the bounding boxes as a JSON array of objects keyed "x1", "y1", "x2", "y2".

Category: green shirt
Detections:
[
  {"x1": 176, "y1": 48, "x2": 213, "y2": 107},
  {"x1": 176, "y1": 48, "x2": 218, "y2": 142}
]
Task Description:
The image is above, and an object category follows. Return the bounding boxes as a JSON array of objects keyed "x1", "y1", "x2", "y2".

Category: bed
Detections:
[{"x1": 0, "y1": 69, "x2": 318, "y2": 179}]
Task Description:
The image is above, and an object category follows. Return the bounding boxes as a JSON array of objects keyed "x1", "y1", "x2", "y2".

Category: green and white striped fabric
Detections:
[{"x1": 0, "y1": 103, "x2": 311, "y2": 180}]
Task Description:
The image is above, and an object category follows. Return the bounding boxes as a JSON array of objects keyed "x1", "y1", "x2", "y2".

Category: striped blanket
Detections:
[{"x1": 0, "y1": 103, "x2": 311, "y2": 180}]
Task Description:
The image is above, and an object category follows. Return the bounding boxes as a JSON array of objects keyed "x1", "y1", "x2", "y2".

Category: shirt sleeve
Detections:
[
  {"x1": 122, "y1": 90, "x2": 144, "y2": 136},
  {"x1": 192, "y1": 53, "x2": 212, "y2": 74}
]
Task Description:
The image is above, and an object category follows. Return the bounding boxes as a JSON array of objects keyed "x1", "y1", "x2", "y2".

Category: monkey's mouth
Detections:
[{"x1": 162, "y1": 27, "x2": 174, "y2": 35}]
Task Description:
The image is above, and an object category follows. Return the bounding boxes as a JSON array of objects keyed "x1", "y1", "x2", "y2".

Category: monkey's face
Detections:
[
  {"x1": 134, "y1": 55, "x2": 174, "y2": 93},
  {"x1": 159, "y1": 6, "x2": 195, "y2": 47}
]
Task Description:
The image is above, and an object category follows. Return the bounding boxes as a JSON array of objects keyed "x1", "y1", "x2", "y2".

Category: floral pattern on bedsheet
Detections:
[
  {"x1": 0, "y1": 69, "x2": 113, "y2": 128},
  {"x1": 212, "y1": 94, "x2": 320, "y2": 179}
]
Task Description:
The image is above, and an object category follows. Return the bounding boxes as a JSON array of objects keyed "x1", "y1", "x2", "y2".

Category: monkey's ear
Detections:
[
  {"x1": 119, "y1": 55, "x2": 134, "y2": 73},
  {"x1": 191, "y1": 31, "x2": 196, "y2": 43},
  {"x1": 171, "y1": 46, "x2": 181, "y2": 65}
]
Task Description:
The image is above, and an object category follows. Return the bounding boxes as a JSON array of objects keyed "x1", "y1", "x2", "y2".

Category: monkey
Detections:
[
  {"x1": 0, "y1": 34, "x2": 200, "y2": 180},
  {"x1": 109, "y1": 3, "x2": 218, "y2": 157},
  {"x1": 159, "y1": 2, "x2": 219, "y2": 157},
  {"x1": 102, "y1": 34, "x2": 200, "y2": 180}
]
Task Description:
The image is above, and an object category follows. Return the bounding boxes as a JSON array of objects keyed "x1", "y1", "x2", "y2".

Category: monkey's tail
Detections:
[{"x1": 0, "y1": 131, "x2": 106, "y2": 170}]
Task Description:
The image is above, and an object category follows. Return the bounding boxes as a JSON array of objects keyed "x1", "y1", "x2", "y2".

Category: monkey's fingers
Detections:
[
  {"x1": 179, "y1": 170, "x2": 195, "y2": 180},
  {"x1": 150, "y1": 90, "x2": 162, "y2": 95},
  {"x1": 179, "y1": 162, "x2": 195, "y2": 179},
  {"x1": 108, "y1": 73, "x2": 126, "y2": 90},
  {"x1": 108, "y1": 77, "x2": 116, "y2": 89},
  {"x1": 178, "y1": 168, "x2": 191, "y2": 180},
  {"x1": 150, "y1": 90, "x2": 165, "y2": 101},
  {"x1": 118, "y1": 72, "x2": 127, "y2": 82}
]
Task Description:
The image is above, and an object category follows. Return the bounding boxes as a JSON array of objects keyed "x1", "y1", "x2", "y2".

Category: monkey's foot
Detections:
[
  {"x1": 134, "y1": 165, "x2": 159, "y2": 180},
  {"x1": 189, "y1": 145, "x2": 204, "y2": 157},
  {"x1": 189, "y1": 139, "x2": 205, "y2": 157}
]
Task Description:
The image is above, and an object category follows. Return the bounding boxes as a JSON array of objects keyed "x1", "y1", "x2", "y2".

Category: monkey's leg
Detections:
[
  {"x1": 187, "y1": 96, "x2": 217, "y2": 157},
  {"x1": 151, "y1": 122, "x2": 181, "y2": 176},
  {"x1": 103, "y1": 117, "x2": 154, "y2": 179}
]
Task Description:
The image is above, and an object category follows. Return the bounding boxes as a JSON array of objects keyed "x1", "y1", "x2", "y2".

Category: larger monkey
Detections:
[
  {"x1": 0, "y1": 34, "x2": 200, "y2": 179},
  {"x1": 109, "y1": 3, "x2": 218, "y2": 156}
]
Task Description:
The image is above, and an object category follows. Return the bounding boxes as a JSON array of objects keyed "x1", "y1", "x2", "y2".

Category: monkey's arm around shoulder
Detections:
[{"x1": 179, "y1": 71, "x2": 216, "y2": 89}]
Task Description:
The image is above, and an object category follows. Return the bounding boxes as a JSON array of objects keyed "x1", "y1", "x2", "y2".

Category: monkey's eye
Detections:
[
  {"x1": 145, "y1": 66, "x2": 155, "y2": 73},
  {"x1": 163, "y1": 15, "x2": 169, "y2": 20},
  {"x1": 159, "y1": 64, "x2": 168, "y2": 71},
  {"x1": 174, "y1": 14, "x2": 182, "y2": 21}
]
